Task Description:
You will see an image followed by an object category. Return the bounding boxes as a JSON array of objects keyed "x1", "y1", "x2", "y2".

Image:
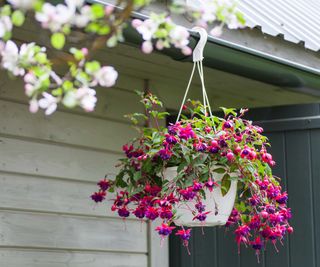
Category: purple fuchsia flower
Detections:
[
  {"x1": 195, "y1": 202, "x2": 206, "y2": 212},
  {"x1": 168, "y1": 123, "x2": 179, "y2": 135},
  {"x1": 276, "y1": 192, "x2": 288, "y2": 204},
  {"x1": 159, "y1": 148, "x2": 172, "y2": 160},
  {"x1": 176, "y1": 228, "x2": 192, "y2": 254},
  {"x1": 176, "y1": 228, "x2": 192, "y2": 241},
  {"x1": 235, "y1": 225, "x2": 250, "y2": 251},
  {"x1": 122, "y1": 144, "x2": 134, "y2": 158},
  {"x1": 260, "y1": 226, "x2": 272, "y2": 238},
  {"x1": 222, "y1": 120, "x2": 233, "y2": 130},
  {"x1": 91, "y1": 191, "x2": 106, "y2": 203},
  {"x1": 193, "y1": 211, "x2": 211, "y2": 222},
  {"x1": 160, "y1": 208, "x2": 173, "y2": 220},
  {"x1": 133, "y1": 206, "x2": 146, "y2": 219},
  {"x1": 155, "y1": 223, "x2": 175, "y2": 236},
  {"x1": 118, "y1": 207, "x2": 130, "y2": 218},
  {"x1": 145, "y1": 206, "x2": 159, "y2": 220},
  {"x1": 218, "y1": 139, "x2": 228, "y2": 148},
  {"x1": 249, "y1": 215, "x2": 261, "y2": 230},
  {"x1": 249, "y1": 194, "x2": 260, "y2": 206},
  {"x1": 165, "y1": 134, "x2": 178, "y2": 144},
  {"x1": 194, "y1": 141, "x2": 208, "y2": 152},
  {"x1": 192, "y1": 181, "x2": 203, "y2": 192},
  {"x1": 205, "y1": 177, "x2": 218, "y2": 192},
  {"x1": 97, "y1": 179, "x2": 110, "y2": 191},
  {"x1": 179, "y1": 187, "x2": 196, "y2": 200},
  {"x1": 251, "y1": 237, "x2": 263, "y2": 262},
  {"x1": 279, "y1": 207, "x2": 292, "y2": 220}
]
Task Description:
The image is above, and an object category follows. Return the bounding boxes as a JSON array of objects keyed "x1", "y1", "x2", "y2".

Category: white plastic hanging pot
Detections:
[{"x1": 164, "y1": 166, "x2": 238, "y2": 227}]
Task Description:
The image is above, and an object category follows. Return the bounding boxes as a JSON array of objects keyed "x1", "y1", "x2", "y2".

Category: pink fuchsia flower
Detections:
[
  {"x1": 179, "y1": 124, "x2": 196, "y2": 140},
  {"x1": 176, "y1": 228, "x2": 192, "y2": 241},
  {"x1": 287, "y1": 226, "x2": 294, "y2": 234},
  {"x1": 91, "y1": 191, "x2": 106, "y2": 202},
  {"x1": 192, "y1": 181, "x2": 203, "y2": 192},
  {"x1": 159, "y1": 208, "x2": 173, "y2": 220},
  {"x1": 226, "y1": 151, "x2": 235, "y2": 161},
  {"x1": 155, "y1": 223, "x2": 175, "y2": 236},
  {"x1": 276, "y1": 192, "x2": 288, "y2": 204},
  {"x1": 248, "y1": 194, "x2": 259, "y2": 206},
  {"x1": 205, "y1": 177, "x2": 218, "y2": 192},
  {"x1": 145, "y1": 206, "x2": 159, "y2": 220}
]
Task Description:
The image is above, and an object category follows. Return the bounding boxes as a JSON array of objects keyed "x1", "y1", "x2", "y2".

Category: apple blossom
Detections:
[
  {"x1": 38, "y1": 92, "x2": 58, "y2": 115},
  {"x1": 0, "y1": 16, "x2": 12, "y2": 38},
  {"x1": 7, "y1": 0, "x2": 36, "y2": 10},
  {"x1": 94, "y1": 66, "x2": 118, "y2": 87}
]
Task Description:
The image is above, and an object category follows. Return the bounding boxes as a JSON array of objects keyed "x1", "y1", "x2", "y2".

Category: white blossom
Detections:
[
  {"x1": 36, "y1": 2, "x2": 75, "y2": 32},
  {"x1": 29, "y1": 98, "x2": 39, "y2": 113},
  {"x1": 169, "y1": 26, "x2": 190, "y2": 49},
  {"x1": 142, "y1": 41, "x2": 153, "y2": 54},
  {"x1": 0, "y1": 40, "x2": 24, "y2": 76},
  {"x1": 95, "y1": 66, "x2": 118, "y2": 87},
  {"x1": 0, "y1": 16, "x2": 13, "y2": 38},
  {"x1": 38, "y1": 92, "x2": 58, "y2": 115},
  {"x1": 76, "y1": 87, "x2": 97, "y2": 112},
  {"x1": 134, "y1": 19, "x2": 158, "y2": 41},
  {"x1": 72, "y1": 5, "x2": 92, "y2": 28}
]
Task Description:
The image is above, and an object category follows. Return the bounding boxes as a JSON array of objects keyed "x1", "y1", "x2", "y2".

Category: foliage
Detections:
[
  {"x1": 91, "y1": 92, "x2": 293, "y2": 258},
  {"x1": 0, "y1": 0, "x2": 244, "y2": 114}
]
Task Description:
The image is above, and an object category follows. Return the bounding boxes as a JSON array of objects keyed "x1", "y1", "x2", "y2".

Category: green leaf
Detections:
[
  {"x1": 213, "y1": 168, "x2": 225, "y2": 174},
  {"x1": 51, "y1": 33, "x2": 65, "y2": 50},
  {"x1": 11, "y1": 10, "x2": 25, "y2": 27},
  {"x1": 221, "y1": 173, "x2": 231, "y2": 196},
  {"x1": 91, "y1": 4, "x2": 105, "y2": 19}
]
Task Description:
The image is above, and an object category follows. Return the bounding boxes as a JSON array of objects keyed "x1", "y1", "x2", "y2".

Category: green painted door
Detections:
[{"x1": 169, "y1": 104, "x2": 320, "y2": 267}]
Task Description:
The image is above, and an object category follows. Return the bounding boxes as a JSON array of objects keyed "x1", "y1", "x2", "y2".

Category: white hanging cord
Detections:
[
  {"x1": 176, "y1": 62, "x2": 196, "y2": 123},
  {"x1": 176, "y1": 26, "x2": 213, "y2": 122}
]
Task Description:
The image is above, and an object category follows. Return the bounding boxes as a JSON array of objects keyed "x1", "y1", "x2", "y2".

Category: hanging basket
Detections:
[{"x1": 164, "y1": 166, "x2": 238, "y2": 227}]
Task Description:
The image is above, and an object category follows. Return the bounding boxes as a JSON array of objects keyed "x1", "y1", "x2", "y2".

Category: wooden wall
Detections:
[{"x1": 0, "y1": 71, "x2": 168, "y2": 267}]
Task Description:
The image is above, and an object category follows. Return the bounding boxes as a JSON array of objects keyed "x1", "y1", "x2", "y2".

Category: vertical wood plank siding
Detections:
[{"x1": 170, "y1": 104, "x2": 320, "y2": 267}]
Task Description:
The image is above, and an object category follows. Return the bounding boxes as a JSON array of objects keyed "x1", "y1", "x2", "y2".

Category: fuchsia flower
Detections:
[
  {"x1": 156, "y1": 223, "x2": 175, "y2": 236},
  {"x1": 91, "y1": 191, "x2": 106, "y2": 202},
  {"x1": 159, "y1": 148, "x2": 172, "y2": 160},
  {"x1": 97, "y1": 179, "x2": 110, "y2": 191},
  {"x1": 145, "y1": 206, "x2": 159, "y2": 220},
  {"x1": 205, "y1": 178, "x2": 218, "y2": 192},
  {"x1": 194, "y1": 141, "x2": 208, "y2": 152},
  {"x1": 176, "y1": 228, "x2": 192, "y2": 241},
  {"x1": 193, "y1": 211, "x2": 211, "y2": 222},
  {"x1": 118, "y1": 207, "x2": 130, "y2": 218},
  {"x1": 179, "y1": 124, "x2": 196, "y2": 140},
  {"x1": 222, "y1": 120, "x2": 233, "y2": 130},
  {"x1": 179, "y1": 187, "x2": 196, "y2": 200}
]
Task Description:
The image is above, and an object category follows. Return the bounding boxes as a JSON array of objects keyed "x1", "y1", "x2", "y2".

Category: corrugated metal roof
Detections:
[{"x1": 237, "y1": 0, "x2": 320, "y2": 51}]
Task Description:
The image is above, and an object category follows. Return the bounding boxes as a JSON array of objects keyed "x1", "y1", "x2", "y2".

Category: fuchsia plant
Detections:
[{"x1": 91, "y1": 92, "x2": 293, "y2": 259}]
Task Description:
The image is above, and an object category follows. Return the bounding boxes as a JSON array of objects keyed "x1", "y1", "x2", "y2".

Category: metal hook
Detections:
[{"x1": 191, "y1": 26, "x2": 208, "y2": 62}]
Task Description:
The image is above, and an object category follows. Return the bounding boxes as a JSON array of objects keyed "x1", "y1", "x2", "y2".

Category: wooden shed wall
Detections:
[{"x1": 0, "y1": 72, "x2": 167, "y2": 267}]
